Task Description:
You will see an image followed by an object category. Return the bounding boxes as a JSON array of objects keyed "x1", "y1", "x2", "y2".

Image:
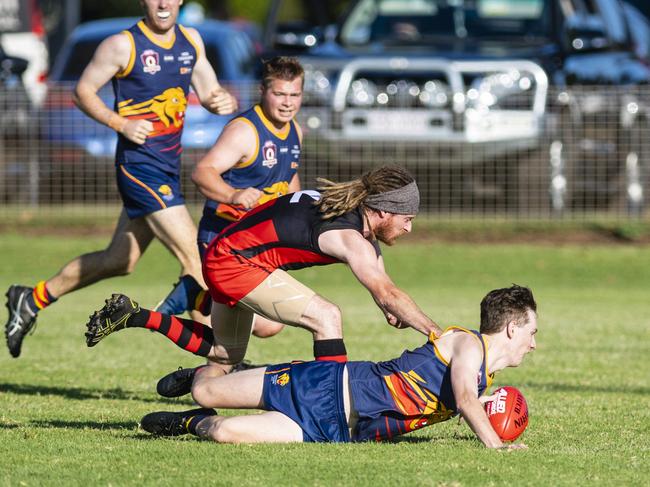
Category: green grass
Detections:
[{"x1": 1, "y1": 231, "x2": 649, "y2": 486}]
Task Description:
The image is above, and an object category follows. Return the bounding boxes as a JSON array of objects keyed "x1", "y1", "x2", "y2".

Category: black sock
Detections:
[
  {"x1": 314, "y1": 339, "x2": 347, "y2": 363},
  {"x1": 186, "y1": 411, "x2": 215, "y2": 435}
]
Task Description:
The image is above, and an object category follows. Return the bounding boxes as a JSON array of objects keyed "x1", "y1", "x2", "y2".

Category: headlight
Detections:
[
  {"x1": 466, "y1": 70, "x2": 533, "y2": 111},
  {"x1": 347, "y1": 78, "x2": 378, "y2": 107},
  {"x1": 419, "y1": 80, "x2": 450, "y2": 108}
]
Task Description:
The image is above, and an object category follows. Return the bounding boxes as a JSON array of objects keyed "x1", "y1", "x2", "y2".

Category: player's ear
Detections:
[{"x1": 506, "y1": 320, "x2": 516, "y2": 338}]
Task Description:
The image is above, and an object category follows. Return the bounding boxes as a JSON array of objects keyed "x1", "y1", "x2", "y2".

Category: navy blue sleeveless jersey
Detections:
[
  {"x1": 202, "y1": 105, "x2": 301, "y2": 229},
  {"x1": 112, "y1": 20, "x2": 197, "y2": 174},
  {"x1": 348, "y1": 327, "x2": 494, "y2": 442}
]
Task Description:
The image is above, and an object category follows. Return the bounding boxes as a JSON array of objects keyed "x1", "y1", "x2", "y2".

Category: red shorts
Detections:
[{"x1": 202, "y1": 237, "x2": 272, "y2": 307}]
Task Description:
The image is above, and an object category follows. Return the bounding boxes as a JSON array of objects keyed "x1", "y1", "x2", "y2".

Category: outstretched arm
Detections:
[
  {"x1": 450, "y1": 334, "x2": 527, "y2": 449},
  {"x1": 319, "y1": 230, "x2": 442, "y2": 336}
]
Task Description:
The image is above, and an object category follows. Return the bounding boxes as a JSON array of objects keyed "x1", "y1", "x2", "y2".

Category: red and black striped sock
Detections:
[
  {"x1": 314, "y1": 339, "x2": 348, "y2": 363},
  {"x1": 128, "y1": 309, "x2": 214, "y2": 357}
]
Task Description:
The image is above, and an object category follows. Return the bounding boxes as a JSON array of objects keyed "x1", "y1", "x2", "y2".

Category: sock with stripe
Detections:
[
  {"x1": 25, "y1": 281, "x2": 58, "y2": 314},
  {"x1": 314, "y1": 339, "x2": 348, "y2": 363},
  {"x1": 127, "y1": 309, "x2": 214, "y2": 356},
  {"x1": 185, "y1": 412, "x2": 215, "y2": 436},
  {"x1": 195, "y1": 289, "x2": 212, "y2": 316}
]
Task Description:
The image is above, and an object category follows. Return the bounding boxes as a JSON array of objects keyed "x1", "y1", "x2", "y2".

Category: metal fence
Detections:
[{"x1": 1, "y1": 81, "x2": 649, "y2": 221}]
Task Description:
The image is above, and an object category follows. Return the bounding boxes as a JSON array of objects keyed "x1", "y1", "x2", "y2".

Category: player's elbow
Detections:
[
  {"x1": 72, "y1": 85, "x2": 83, "y2": 109},
  {"x1": 72, "y1": 82, "x2": 92, "y2": 110}
]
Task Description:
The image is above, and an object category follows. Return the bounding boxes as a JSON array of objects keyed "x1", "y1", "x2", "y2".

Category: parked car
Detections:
[
  {"x1": 0, "y1": 46, "x2": 30, "y2": 138},
  {"x1": 263, "y1": 0, "x2": 650, "y2": 213},
  {"x1": 0, "y1": 0, "x2": 49, "y2": 107}
]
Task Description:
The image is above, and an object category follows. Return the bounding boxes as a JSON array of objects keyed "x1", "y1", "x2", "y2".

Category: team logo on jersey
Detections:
[
  {"x1": 158, "y1": 184, "x2": 174, "y2": 201},
  {"x1": 271, "y1": 372, "x2": 290, "y2": 387},
  {"x1": 141, "y1": 50, "x2": 161, "y2": 74},
  {"x1": 118, "y1": 87, "x2": 187, "y2": 134},
  {"x1": 262, "y1": 140, "x2": 278, "y2": 168}
]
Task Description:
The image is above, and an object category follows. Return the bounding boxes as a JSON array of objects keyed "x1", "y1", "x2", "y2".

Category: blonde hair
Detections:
[{"x1": 316, "y1": 165, "x2": 415, "y2": 220}]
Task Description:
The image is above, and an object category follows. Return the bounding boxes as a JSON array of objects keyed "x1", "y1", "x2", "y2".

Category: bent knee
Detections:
[
  {"x1": 315, "y1": 302, "x2": 342, "y2": 334},
  {"x1": 252, "y1": 321, "x2": 284, "y2": 339}
]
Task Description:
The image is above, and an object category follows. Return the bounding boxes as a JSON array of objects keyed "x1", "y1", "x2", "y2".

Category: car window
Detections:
[
  {"x1": 591, "y1": 0, "x2": 627, "y2": 44},
  {"x1": 340, "y1": 0, "x2": 550, "y2": 44},
  {"x1": 59, "y1": 39, "x2": 101, "y2": 81}
]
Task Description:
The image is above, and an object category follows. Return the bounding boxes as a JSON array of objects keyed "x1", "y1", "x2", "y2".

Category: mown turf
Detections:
[{"x1": 0, "y1": 231, "x2": 649, "y2": 486}]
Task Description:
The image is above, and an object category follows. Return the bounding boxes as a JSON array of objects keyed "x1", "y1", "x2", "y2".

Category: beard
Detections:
[{"x1": 375, "y1": 225, "x2": 399, "y2": 246}]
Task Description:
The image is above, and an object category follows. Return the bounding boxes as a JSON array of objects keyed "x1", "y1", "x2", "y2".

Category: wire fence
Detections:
[{"x1": 1, "y1": 82, "x2": 649, "y2": 221}]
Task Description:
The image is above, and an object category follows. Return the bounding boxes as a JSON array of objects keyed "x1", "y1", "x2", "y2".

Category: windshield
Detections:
[{"x1": 339, "y1": 0, "x2": 551, "y2": 45}]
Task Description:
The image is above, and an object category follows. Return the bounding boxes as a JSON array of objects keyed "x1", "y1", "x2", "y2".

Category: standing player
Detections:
[
  {"x1": 85, "y1": 165, "x2": 443, "y2": 396},
  {"x1": 140, "y1": 285, "x2": 537, "y2": 447},
  {"x1": 156, "y1": 56, "x2": 304, "y2": 341},
  {"x1": 4, "y1": 0, "x2": 237, "y2": 358}
]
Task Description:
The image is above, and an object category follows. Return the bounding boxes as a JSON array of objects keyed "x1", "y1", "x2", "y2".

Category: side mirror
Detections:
[{"x1": 565, "y1": 14, "x2": 611, "y2": 52}]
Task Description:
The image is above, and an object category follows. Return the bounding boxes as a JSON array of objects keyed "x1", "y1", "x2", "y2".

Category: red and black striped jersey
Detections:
[{"x1": 215, "y1": 190, "x2": 381, "y2": 272}]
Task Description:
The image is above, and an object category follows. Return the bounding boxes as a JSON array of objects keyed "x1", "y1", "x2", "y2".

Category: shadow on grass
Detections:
[
  {"x1": 0, "y1": 382, "x2": 194, "y2": 405},
  {"x1": 523, "y1": 381, "x2": 650, "y2": 396},
  {"x1": 27, "y1": 419, "x2": 138, "y2": 431}
]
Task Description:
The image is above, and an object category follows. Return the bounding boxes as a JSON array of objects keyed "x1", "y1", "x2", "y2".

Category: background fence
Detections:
[{"x1": 1, "y1": 82, "x2": 649, "y2": 221}]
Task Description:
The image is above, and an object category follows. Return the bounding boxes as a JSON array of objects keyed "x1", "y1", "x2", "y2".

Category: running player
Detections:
[
  {"x1": 156, "y1": 56, "x2": 304, "y2": 342},
  {"x1": 85, "y1": 165, "x2": 443, "y2": 395},
  {"x1": 4, "y1": 0, "x2": 237, "y2": 358},
  {"x1": 142, "y1": 285, "x2": 537, "y2": 447}
]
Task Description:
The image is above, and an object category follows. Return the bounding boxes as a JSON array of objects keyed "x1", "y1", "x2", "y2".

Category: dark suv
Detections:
[{"x1": 264, "y1": 0, "x2": 650, "y2": 214}]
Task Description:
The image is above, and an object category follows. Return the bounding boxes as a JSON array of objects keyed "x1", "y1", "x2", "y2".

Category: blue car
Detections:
[{"x1": 42, "y1": 17, "x2": 260, "y2": 159}]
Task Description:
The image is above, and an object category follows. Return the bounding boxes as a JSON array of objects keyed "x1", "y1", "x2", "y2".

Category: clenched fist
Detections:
[{"x1": 208, "y1": 88, "x2": 238, "y2": 115}]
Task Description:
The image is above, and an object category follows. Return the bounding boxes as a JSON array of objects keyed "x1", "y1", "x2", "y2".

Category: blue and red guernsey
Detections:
[
  {"x1": 204, "y1": 105, "x2": 301, "y2": 226},
  {"x1": 113, "y1": 20, "x2": 198, "y2": 174},
  {"x1": 348, "y1": 327, "x2": 494, "y2": 442},
  {"x1": 203, "y1": 191, "x2": 381, "y2": 304}
]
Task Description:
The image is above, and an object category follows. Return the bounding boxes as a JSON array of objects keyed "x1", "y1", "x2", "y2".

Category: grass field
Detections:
[{"x1": 1, "y1": 230, "x2": 649, "y2": 486}]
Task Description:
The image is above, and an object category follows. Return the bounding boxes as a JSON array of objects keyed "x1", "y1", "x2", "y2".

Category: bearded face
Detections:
[{"x1": 373, "y1": 213, "x2": 415, "y2": 246}]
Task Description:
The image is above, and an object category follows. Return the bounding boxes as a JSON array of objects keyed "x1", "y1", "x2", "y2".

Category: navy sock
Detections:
[
  {"x1": 185, "y1": 409, "x2": 217, "y2": 435},
  {"x1": 156, "y1": 275, "x2": 204, "y2": 315}
]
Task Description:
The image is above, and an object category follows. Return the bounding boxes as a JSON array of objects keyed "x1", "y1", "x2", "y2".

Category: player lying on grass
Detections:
[{"x1": 137, "y1": 285, "x2": 537, "y2": 448}]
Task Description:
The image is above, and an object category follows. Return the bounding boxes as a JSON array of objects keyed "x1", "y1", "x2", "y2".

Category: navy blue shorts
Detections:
[
  {"x1": 197, "y1": 209, "x2": 231, "y2": 261},
  {"x1": 116, "y1": 164, "x2": 185, "y2": 219},
  {"x1": 263, "y1": 361, "x2": 350, "y2": 443}
]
